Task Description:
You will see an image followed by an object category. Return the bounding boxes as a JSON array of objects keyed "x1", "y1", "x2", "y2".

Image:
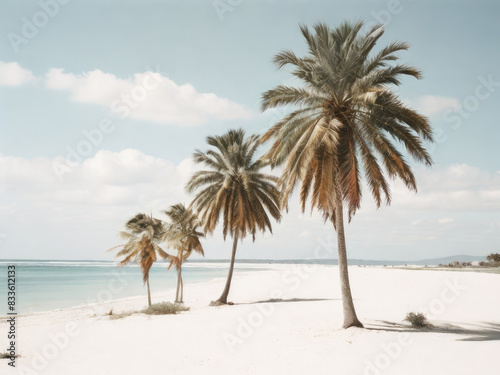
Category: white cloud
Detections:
[
  {"x1": 0, "y1": 150, "x2": 201, "y2": 259},
  {"x1": 0, "y1": 61, "x2": 35, "y2": 86},
  {"x1": 391, "y1": 164, "x2": 500, "y2": 211},
  {"x1": 438, "y1": 218, "x2": 454, "y2": 224},
  {"x1": 0, "y1": 149, "x2": 193, "y2": 207},
  {"x1": 45, "y1": 68, "x2": 252, "y2": 126},
  {"x1": 409, "y1": 95, "x2": 460, "y2": 116},
  {"x1": 1, "y1": 152, "x2": 498, "y2": 261}
]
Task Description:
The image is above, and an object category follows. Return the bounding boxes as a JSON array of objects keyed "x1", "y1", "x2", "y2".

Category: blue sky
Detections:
[{"x1": 1, "y1": 0, "x2": 499, "y2": 260}]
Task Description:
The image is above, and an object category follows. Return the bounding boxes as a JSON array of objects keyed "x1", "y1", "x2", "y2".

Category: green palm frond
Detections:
[
  {"x1": 260, "y1": 21, "x2": 434, "y2": 221},
  {"x1": 186, "y1": 128, "x2": 282, "y2": 241}
]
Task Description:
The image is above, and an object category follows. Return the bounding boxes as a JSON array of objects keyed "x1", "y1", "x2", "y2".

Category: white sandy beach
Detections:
[{"x1": 2, "y1": 264, "x2": 499, "y2": 375}]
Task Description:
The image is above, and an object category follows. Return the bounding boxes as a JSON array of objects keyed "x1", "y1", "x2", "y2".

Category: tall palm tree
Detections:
[
  {"x1": 260, "y1": 21, "x2": 434, "y2": 328},
  {"x1": 186, "y1": 129, "x2": 282, "y2": 304},
  {"x1": 107, "y1": 213, "x2": 169, "y2": 307},
  {"x1": 163, "y1": 203, "x2": 205, "y2": 303}
]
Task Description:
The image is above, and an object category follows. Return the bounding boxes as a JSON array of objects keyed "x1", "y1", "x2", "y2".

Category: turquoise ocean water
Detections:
[
  {"x1": 0, "y1": 256, "x2": 473, "y2": 313},
  {"x1": 0, "y1": 260, "x2": 261, "y2": 314}
]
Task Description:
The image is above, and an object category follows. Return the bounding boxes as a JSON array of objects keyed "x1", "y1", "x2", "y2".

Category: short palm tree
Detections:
[
  {"x1": 186, "y1": 129, "x2": 282, "y2": 304},
  {"x1": 163, "y1": 203, "x2": 205, "y2": 303},
  {"x1": 107, "y1": 213, "x2": 169, "y2": 307},
  {"x1": 260, "y1": 21, "x2": 434, "y2": 328}
]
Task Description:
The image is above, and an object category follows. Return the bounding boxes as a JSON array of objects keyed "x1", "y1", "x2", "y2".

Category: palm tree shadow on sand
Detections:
[
  {"x1": 366, "y1": 320, "x2": 500, "y2": 342},
  {"x1": 236, "y1": 298, "x2": 339, "y2": 305}
]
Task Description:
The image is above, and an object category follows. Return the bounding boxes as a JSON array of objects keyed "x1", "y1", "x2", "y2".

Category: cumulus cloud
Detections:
[
  {"x1": 391, "y1": 164, "x2": 500, "y2": 211},
  {"x1": 1, "y1": 149, "x2": 194, "y2": 207},
  {"x1": 1, "y1": 152, "x2": 498, "y2": 260},
  {"x1": 409, "y1": 95, "x2": 460, "y2": 116},
  {"x1": 0, "y1": 61, "x2": 35, "y2": 86},
  {"x1": 45, "y1": 68, "x2": 252, "y2": 126},
  {"x1": 0, "y1": 149, "x2": 201, "y2": 259}
]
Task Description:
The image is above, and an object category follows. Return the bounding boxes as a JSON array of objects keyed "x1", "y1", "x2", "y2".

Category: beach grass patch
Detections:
[
  {"x1": 1, "y1": 352, "x2": 19, "y2": 359},
  {"x1": 102, "y1": 307, "x2": 134, "y2": 320},
  {"x1": 109, "y1": 312, "x2": 133, "y2": 320},
  {"x1": 142, "y1": 302, "x2": 189, "y2": 315},
  {"x1": 404, "y1": 312, "x2": 430, "y2": 328}
]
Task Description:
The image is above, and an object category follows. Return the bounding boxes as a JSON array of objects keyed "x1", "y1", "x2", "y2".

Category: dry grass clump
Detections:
[
  {"x1": 404, "y1": 312, "x2": 430, "y2": 328},
  {"x1": 102, "y1": 307, "x2": 133, "y2": 320},
  {"x1": 142, "y1": 302, "x2": 189, "y2": 315},
  {"x1": 0, "y1": 352, "x2": 19, "y2": 359},
  {"x1": 109, "y1": 312, "x2": 133, "y2": 320},
  {"x1": 102, "y1": 302, "x2": 189, "y2": 319}
]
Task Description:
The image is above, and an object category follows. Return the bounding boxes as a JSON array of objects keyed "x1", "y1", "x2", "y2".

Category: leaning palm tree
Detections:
[
  {"x1": 107, "y1": 213, "x2": 169, "y2": 307},
  {"x1": 260, "y1": 21, "x2": 434, "y2": 328},
  {"x1": 186, "y1": 129, "x2": 282, "y2": 304},
  {"x1": 163, "y1": 203, "x2": 205, "y2": 303}
]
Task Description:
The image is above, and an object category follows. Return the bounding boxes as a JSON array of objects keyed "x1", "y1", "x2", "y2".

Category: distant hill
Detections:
[
  {"x1": 2, "y1": 255, "x2": 487, "y2": 266},
  {"x1": 186, "y1": 255, "x2": 488, "y2": 266},
  {"x1": 411, "y1": 255, "x2": 487, "y2": 265}
]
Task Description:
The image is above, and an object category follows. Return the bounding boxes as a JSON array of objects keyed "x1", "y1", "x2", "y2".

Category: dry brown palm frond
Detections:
[
  {"x1": 259, "y1": 21, "x2": 433, "y2": 220},
  {"x1": 163, "y1": 203, "x2": 205, "y2": 266},
  {"x1": 108, "y1": 213, "x2": 168, "y2": 284},
  {"x1": 167, "y1": 256, "x2": 181, "y2": 270},
  {"x1": 186, "y1": 129, "x2": 282, "y2": 243}
]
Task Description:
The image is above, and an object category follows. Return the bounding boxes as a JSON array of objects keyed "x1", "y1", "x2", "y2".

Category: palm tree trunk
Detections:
[
  {"x1": 334, "y1": 187, "x2": 363, "y2": 328},
  {"x1": 146, "y1": 276, "x2": 152, "y2": 307},
  {"x1": 180, "y1": 267, "x2": 184, "y2": 302},
  {"x1": 175, "y1": 250, "x2": 184, "y2": 303},
  {"x1": 175, "y1": 268, "x2": 181, "y2": 303},
  {"x1": 217, "y1": 234, "x2": 239, "y2": 304},
  {"x1": 176, "y1": 264, "x2": 184, "y2": 303},
  {"x1": 175, "y1": 272, "x2": 180, "y2": 302}
]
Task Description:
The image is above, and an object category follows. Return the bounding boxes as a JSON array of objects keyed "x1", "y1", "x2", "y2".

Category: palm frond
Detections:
[
  {"x1": 259, "y1": 20, "x2": 433, "y2": 219},
  {"x1": 186, "y1": 128, "x2": 282, "y2": 244}
]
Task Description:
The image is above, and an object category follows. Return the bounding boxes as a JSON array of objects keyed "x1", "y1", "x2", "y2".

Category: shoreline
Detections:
[
  {"x1": 3, "y1": 263, "x2": 499, "y2": 318},
  {"x1": 2, "y1": 265, "x2": 499, "y2": 374},
  {"x1": 1, "y1": 264, "x2": 286, "y2": 318}
]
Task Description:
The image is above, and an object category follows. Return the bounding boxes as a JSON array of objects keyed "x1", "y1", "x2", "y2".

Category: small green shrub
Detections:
[
  {"x1": 487, "y1": 253, "x2": 500, "y2": 266},
  {"x1": 404, "y1": 312, "x2": 430, "y2": 328},
  {"x1": 142, "y1": 302, "x2": 189, "y2": 315}
]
